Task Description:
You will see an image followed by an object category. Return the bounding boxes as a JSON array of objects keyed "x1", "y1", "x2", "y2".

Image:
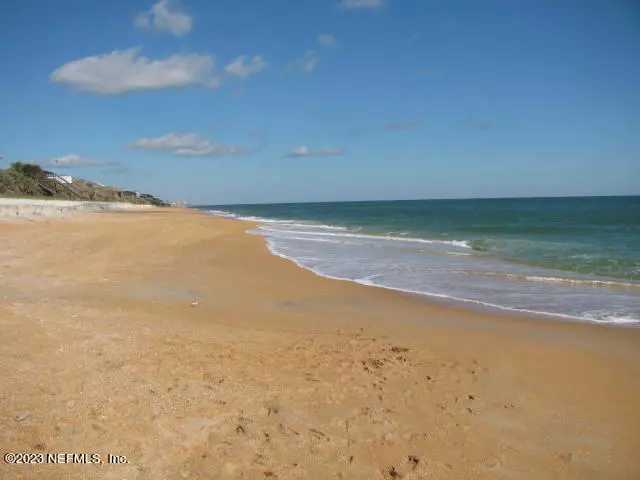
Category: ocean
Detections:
[{"x1": 196, "y1": 196, "x2": 640, "y2": 325}]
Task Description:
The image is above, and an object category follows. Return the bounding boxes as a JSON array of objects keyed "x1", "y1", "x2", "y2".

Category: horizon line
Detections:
[{"x1": 192, "y1": 193, "x2": 639, "y2": 207}]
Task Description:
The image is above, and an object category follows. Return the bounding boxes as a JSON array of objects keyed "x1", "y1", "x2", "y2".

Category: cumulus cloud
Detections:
[
  {"x1": 39, "y1": 154, "x2": 116, "y2": 169},
  {"x1": 285, "y1": 50, "x2": 319, "y2": 74},
  {"x1": 382, "y1": 119, "x2": 421, "y2": 131},
  {"x1": 224, "y1": 55, "x2": 268, "y2": 79},
  {"x1": 283, "y1": 146, "x2": 346, "y2": 158},
  {"x1": 135, "y1": 0, "x2": 192, "y2": 37},
  {"x1": 128, "y1": 132, "x2": 258, "y2": 157},
  {"x1": 50, "y1": 48, "x2": 214, "y2": 95},
  {"x1": 318, "y1": 34, "x2": 340, "y2": 48},
  {"x1": 340, "y1": 0, "x2": 384, "y2": 9}
]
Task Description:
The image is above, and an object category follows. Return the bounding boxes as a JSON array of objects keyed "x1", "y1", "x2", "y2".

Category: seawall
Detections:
[{"x1": 0, "y1": 198, "x2": 153, "y2": 219}]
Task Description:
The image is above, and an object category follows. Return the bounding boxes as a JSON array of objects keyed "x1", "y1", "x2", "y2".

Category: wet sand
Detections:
[{"x1": 1, "y1": 208, "x2": 639, "y2": 479}]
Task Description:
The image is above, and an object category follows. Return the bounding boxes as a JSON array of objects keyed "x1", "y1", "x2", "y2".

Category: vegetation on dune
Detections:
[
  {"x1": 8, "y1": 161, "x2": 46, "y2": 178},
  {"x1": 0, "y1": 162, "x2": 169, "y2": 206},
  {"x1": 0, "y1": 163, "x2": 43, "y2": 196}
]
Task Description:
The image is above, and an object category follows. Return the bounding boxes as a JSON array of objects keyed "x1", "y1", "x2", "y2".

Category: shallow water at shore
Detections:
[{"x1": 198, "y1": 197, "x2": 640, "y2": 325}]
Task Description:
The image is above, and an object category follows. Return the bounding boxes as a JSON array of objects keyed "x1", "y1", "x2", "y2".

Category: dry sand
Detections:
[{"x1": 1, "y1": 208, "x2": 639, "y2": 479}]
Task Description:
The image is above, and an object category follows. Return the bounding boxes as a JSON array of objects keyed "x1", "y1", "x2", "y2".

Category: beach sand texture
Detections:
[{"x1": 1, "y1": 208, "x2": 639, "y2": 479}]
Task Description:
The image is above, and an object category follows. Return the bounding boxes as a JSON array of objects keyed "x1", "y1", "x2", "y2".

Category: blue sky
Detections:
[{"x1": 1, "y1": 0, "x2": 639, "y2": 204}]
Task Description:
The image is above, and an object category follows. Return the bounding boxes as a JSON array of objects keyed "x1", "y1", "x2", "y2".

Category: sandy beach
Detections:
[{"x1": 1, "y1": 207, "x2": 639, "y2": 479}]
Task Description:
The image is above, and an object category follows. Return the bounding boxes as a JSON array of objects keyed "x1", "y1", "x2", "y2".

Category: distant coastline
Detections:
[{"x1": 0, "y1": 162, "x2": 169, "y2": 206}]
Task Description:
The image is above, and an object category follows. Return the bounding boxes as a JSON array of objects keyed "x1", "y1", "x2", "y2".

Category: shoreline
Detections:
[
  {"x1": 209, "y1": 211, "x2": 640, "y2": 328},
  {"x1": 1, "y1": 207, "x2": 639, "y2": 479},
  {"x1": 264, "y1": 234, "x2": 639, "y2": 328}
]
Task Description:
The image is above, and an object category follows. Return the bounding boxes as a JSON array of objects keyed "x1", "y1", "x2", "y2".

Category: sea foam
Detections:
[{"x1": 204, "y1": 207, "x2": 640, "y2": 326}]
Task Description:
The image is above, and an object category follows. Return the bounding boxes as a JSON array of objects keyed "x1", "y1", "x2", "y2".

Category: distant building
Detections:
[
  {"x1": 46, "y1": 174, "x2": 73, "y2": 185},
  {"x1": 121, "y1": 190, "x2": 140, "y2": 198}
]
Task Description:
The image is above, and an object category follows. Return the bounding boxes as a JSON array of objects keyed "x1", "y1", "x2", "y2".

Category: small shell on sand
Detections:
[{"x1": 15, "y1": 412, "x2": 30, "y2": 422}]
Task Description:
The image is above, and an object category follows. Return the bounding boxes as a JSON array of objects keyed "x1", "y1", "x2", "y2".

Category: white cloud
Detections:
[
  {"x1": 173, "y1": 144, "x2": 249, "y2": 157},
  {"x1": 318, "y1": 34, "x2": 340, "y2": 48},
  {"x1": 129, "y1": 132, "x2": 258, "y2": 157},
  {"x1": 340, "y1": 0, "x2": 384, "y2": 9},
  {"x1": 129, "y1": 132, "x2": 211, "y2": 150},
  {"x1": 224, "y1": 55, "x2": 268, "y2": 79},
  {"x1": 382, "y1": 119, "x2": 421, "y2": 131},
  {"x1": 51, "y1": 48, "x2": 214, "y2": 95},
  {"x1": 135, "y1": 0, "x2": 192, "y2": 37},
  {"x1": 283, "y1": 146, "x2": 346, "y2": 158},
  {"x1": 287, "y1": 36, "x2": 340, "y2": 76},
  {"x1": 286, "y1": 50, "x2": 319, "y2": 74}
]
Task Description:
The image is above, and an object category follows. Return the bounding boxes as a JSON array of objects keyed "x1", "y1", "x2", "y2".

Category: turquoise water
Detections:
[{"x1": 197, "y1": 196, "x2": 640, "y2": 325}]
